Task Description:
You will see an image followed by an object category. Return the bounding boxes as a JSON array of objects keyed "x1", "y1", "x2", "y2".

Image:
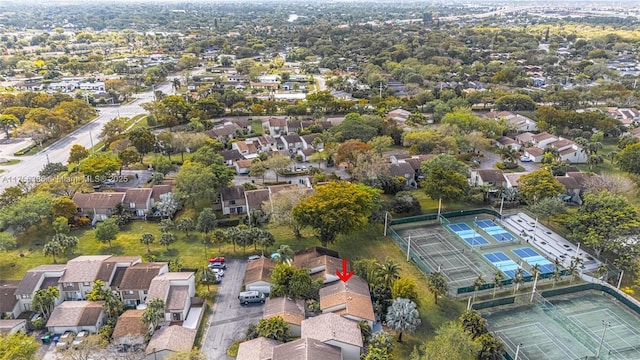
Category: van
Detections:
[{"x1": 238, "y1": 291, "x2": 265, "y2": 305}]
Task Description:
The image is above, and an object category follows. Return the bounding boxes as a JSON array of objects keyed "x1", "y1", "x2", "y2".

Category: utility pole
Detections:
[{"x1": 379, "y1": 82, "x2": 383, "y2": 98}]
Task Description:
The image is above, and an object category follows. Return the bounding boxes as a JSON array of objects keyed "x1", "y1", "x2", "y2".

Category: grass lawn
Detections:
[
  {"x1": 251, "y1": 119, "x2": 264, "y2": 135},
  {"x1": 0, "y1": 159, "x2": 21, "y2": 166},
  {"x1": 410, "y1": 190, "x2": 469, "y2": 213}
]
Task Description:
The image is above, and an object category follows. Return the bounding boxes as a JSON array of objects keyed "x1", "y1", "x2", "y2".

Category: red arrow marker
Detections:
[{"x1": 336, "y1": 258, "x2": 353, "y2": 283}]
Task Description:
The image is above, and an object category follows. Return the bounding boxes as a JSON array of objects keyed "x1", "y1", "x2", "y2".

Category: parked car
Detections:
[
  {"x1": 248, "y1": 255, "x2": 261, "y2": 262},
  {"x1": 212, "y1": 268, "x2": 224, "y2": 277},
  {"x1": 208, "y1": 262, "x2": 226, "y2": 269},
  {"x1": 520, "y1": 156, "x2": 533, "y2": 162},
  {"x1": 238, "y1": 290, "x2": 265, "y2": 305},
  {"x1": 72, "y1": 331, "x2": 89, "y2": 349},
  {"x1": 209, "y1": 256, "x2": 225, "y2": 264}
]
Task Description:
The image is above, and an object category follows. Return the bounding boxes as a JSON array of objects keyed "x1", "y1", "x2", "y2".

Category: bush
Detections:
[
  {"x1": 32, "y1": 317, "x2": 45, "y2": 330},
  {"x1": 495, "y1": 161, "x2": 519, "y2": 170},
  {"x1": 75, "y1": 217, "x2": 91, "y2": 227},
  {"x1": 215, "y1": 218, "x2": 240, "y2": 228},
  {"x1": 227, "y1": 341, "x2": 240, "y2": 357}
]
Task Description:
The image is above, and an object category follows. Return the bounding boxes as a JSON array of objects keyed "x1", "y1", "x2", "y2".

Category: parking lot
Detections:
[{"x1": 201, "y1": 259, "x2": 264, "y2": 360}]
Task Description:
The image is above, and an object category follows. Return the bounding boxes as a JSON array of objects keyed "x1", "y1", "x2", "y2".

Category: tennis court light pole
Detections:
[
  {"x1": 406, "y1": 236, "x2": 411, "y2": 262},
  {"x1": 514, "y1": 343, "x2": 523, "y2": 360},
  {"x1": 596, "y1": 321, "x2": 611, "y2": 357},
  {"x1": 530, "y1": 270, "x2": 539, "y2": 303},
  {"x1": 532, "y1": 217, "x2": 538, "y2": 242},
  {"x1": 437, "y1": 198, "x2": 442, "y2": 218},
  {"x1": 384, "y1": 212, "x2": 389, "y2": 236}
]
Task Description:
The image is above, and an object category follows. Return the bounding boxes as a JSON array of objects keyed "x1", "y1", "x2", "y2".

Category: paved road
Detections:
[
  {"x1": 0, "y1": 82, "x2": 174, "y2": 192},
  {"x1": 202, "y1": 260, "x2": 263, "y2": 360}
]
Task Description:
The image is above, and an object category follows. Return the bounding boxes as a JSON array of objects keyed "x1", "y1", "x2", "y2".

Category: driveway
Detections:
[
  {"x1": 478, "y1": 150, "x2": 537, "y2": 172},
  {"x1": 201, "y1": 259, "x2": 263, "y2": 360}
]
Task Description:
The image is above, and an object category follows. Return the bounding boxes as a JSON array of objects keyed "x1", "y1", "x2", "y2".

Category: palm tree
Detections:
[
  {"x1": 385, "y1": 298, "x2": 421, "y2": 342},
  {"x1": 531, "y1": 264, "x2": 541, "y2": 281},
  {"x1": 478, "y1": 333, "x2": 506, "y2": 360},
  {"x1": 141, "y1": 298, "x2": 165, "y2": 336},
  {"x1": 377, "y1": 259, "x2": 401, "y2": 288},
  {"x1": 472, "y1": 275, "x2": 484, "y2": 301},
  {"x1": 596, "y1": 262, "x2": 609, "y2": 284},
  {"x1": 607, "y1": 151, "x2": 618, "y2": 165},
  {"x1": 172, "y1": 78, "x2": 181, "y2": 91},
  {"x1": 496, "y1": 147, "x2": 517, "y2": 164},
  {"x1": 512, "y1": 268, "x2": 525, "y2": 294},
  {"x1": 568, "y1": 260, "x2": 578, "y2": 284},
  {"x1": 275, "y1": 244, "x2": 294, "y2": 264},
  {"x1": 426, "y1": 271, "x2": 448, "y2": 305},
  {"x1": 587, "y1": 154, "x2": 604, "y2": 171},
  {"x1": 32, "y1": 286, "x2": 60, "y2": 321},
  {"x1": 552, "y1": 267, "x2": 562, "y2": 288},
  {"x1": 492, "y1": 272, "x2": 504, "y2": 299},
  {"x1": 460, "y1": 310, "x2": 487, "y2": 339},
  {"x1": 140, "y1": 233, "x2": 155, "y2": 253}
]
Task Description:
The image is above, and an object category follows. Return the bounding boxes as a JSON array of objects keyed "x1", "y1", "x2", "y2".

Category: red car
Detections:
[{"x1": 209, "y1": 256, "x2": 225, "y2": 264}]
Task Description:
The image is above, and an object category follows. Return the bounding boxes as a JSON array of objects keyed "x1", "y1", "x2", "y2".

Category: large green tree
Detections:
[
  {"x1": 617, "y1": 142, "x2": 640, "y2": 174},
  {"x1": 78, "y1": 152, "x2": 121, "y2": 183},
  {"x1": 0, "y1": 192, "x2": 53, "y2": 233},
  {"x1": 420, "y1": 154, "x2": 469, "y2": 203},
  {"x1": 128, "y1": 127, "x2": 156, "y2": 164},
  {"x1": 0, "y1": 332, "x2": 40, "y2": 360},
  {"x1": 567, "y1": 191, "x2": 640, "y2": 257},
  {"x1": 175, "y1": 160, "x2": 234, "y2": 209},
  {"x1": 422, "y1": 321, "x2": 480, "y2": 360},
  {"x1": 293, "y1": 181, "x2": 380, "y2": 247},
  {"x1": 517, "y1": 169, "x2": 564, "y2": 205},
  {"x1": 95, "y1": 217, "x2": 119, "y2": 249}
]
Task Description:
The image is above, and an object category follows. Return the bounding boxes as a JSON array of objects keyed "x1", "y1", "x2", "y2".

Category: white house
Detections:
[
  {"x1": 146, "y1": 272, "x2": 196, "y2": 323},
  {"x1": 14, "y1": 265, "x2": 66, "y2": 314}
]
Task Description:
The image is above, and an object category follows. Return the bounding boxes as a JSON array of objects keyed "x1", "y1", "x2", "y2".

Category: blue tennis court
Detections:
[
  {"x1": 449, "y1": 223, "x2": 472, "y2": 232},
  {"x1": 474, "y1": 220, "x2": 516, "y2": 242},
  {"x1": 484, "y1": 251, "x2": 531, "y2": 279},
  {"x1": 475, "y1": 219, "x2": 497, "y2": 229},
  {"x1": 513, "y1": 248, "x2": 556, "y2": 274},
  {"x1": 448, "y1": 223, "x2": 490, "y2": 246}
]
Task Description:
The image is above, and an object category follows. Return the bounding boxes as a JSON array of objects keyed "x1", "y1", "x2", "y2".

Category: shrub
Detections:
[
  {"x1": 495, "y1": 161, "x2": 519, "y2": 170},
  {"x1": 215, "y1": 218, "x2": 240, "y2": 228},
  {"x1": 76, "y1": 217, "x2": 91, "y2": 227}
]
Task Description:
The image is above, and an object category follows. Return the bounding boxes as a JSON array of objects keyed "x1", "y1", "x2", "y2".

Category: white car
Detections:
[
  {"x1": 212, "y1": 268, "x2": 224, "y2": 277},
  {"x1": 248, "y1": 255, "x2": 261, "y2": 262},
  {"x1": 72, "y1": 331, "x2": 89, "y2": 348},
  {"x1": 520, "y1": 156, "x2": 532, "y2": 162}
]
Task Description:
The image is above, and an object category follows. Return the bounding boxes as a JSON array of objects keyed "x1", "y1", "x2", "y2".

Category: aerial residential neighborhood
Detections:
[{"x1": 1, "y1": 1, "x2": 640, "y2": 360}]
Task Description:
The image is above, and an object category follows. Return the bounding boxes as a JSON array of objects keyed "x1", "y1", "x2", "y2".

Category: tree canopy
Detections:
[
  {"x1": 517, "y1": 169, "x2": 564, "y2": 205},
  {"x1": 567, "y1": 190, "x2": 640, "y2": 257},
  {"x1": 420, "y1": 154, "x2": 469, "y2": 203},
  {"x1": 293, "y1": 181, "x2": 380, "y2": 247}
]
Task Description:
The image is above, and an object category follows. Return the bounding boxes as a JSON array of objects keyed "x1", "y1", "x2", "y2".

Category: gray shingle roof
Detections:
[
  {"x1": 301, "y1": 312, "x2": 363, "y2": 347},
  {"x1": 59, "y1": 255, "x2": 112, "y2": 283},
  {"x1": 15, "y1": 265, "x2": 66, "y2": 296},
  {"x1": 271, "y1": 337, "x2": 341, "y2": 360}
]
